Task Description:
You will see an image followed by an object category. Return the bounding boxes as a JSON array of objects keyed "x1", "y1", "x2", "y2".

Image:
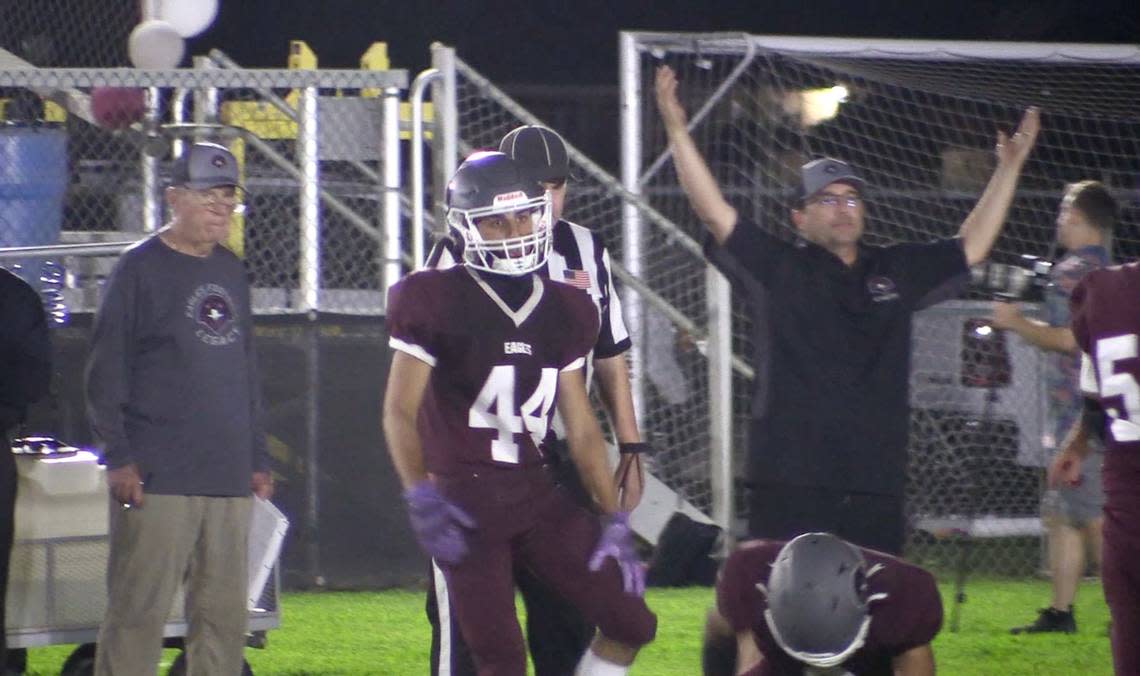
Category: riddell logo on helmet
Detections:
[{"x1": 492, "y1": 191, "x2": 527, "y2": 206}]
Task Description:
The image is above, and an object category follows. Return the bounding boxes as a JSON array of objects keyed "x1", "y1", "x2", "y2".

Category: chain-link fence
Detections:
[
  {"x1": 11, "y1": 12, "x2": 1139, "y2": 581},
  {"x1": 0, "y1": 0, "x2": 137, "y2": 69},
  {"x1": 622, "y1": 32, "x2": 1140, "y2": 573},
  {"x1": 0, "y1": 64, "x2": 406, "y2": 316}
]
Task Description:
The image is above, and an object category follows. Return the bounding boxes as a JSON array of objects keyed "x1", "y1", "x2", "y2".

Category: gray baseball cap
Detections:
[
  {"x1": 499, "y1": 125, "x2": 570, "y2": 183},
  {"x1": 800, "y1": 157, "x2": 864, "y2": 201},
  {"x1": 171, "y1": 142, "x2": 243, "y2": 190}
]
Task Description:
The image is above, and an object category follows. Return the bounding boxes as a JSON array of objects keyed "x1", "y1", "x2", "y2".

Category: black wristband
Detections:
[
  {"x1": 618, "y1": 442, "x2": 653, "y2": 455},
  {"x1": 1083, "y1": 397, "x2": 1107, "y2": 442}
]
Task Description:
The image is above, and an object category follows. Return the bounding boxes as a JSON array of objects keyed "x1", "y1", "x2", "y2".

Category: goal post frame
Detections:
[{"x1": 620, "y1": 31, "x2": 1140, "y2": 565}]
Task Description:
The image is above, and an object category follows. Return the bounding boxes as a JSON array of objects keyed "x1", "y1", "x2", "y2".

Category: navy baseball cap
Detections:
[
  {"x1": 171, "y1": 142, "x2": 242, "y2": 190},
  {"x1": 800, "y1": 157, "x2": 864, "y2": 201},
  {"x1": 499, "y1": 125, "x2": 571, "y2": 184}
]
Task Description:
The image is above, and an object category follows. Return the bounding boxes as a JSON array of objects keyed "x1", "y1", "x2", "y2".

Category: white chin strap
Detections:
[
  {"x1": 492, "y1": 256, "x2": 535, "y2": 275},
  {"x1": 764, "y1": 609, "x2": 871, "y2": 669},
  {"x1": 804, "y1": 667, "x2": 856, "y2": 676},
  {"x1": 464, "y1": 229, "x2": 551, "y2": 276}
]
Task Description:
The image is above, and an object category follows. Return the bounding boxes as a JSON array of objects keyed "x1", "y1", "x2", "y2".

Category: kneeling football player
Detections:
[{"x1": 703, "y1": 532, "x2": 941, "y2": 676}]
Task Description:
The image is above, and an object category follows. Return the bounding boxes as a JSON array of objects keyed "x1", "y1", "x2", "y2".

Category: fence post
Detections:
[
  {"x1": 706, "y1": 267, "x2": 734, "y2": 543},
  {"x1": 618, "y1": 31, "x2": 647, "y2": 430}
]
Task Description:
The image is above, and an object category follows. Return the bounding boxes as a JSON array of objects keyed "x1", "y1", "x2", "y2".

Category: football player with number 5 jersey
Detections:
[
  {"x1": 1051, "y1": 261, "x2": 1140, "y2": 674},
  {"x1": 383, "y1": 152, "x2": 656, "y2": 676}
]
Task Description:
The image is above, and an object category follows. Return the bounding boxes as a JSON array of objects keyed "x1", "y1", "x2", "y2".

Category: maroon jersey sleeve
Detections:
[
  {"x1": 1070, "y1": 263, "x2": 1140, "y2": 366},
  {"x1": 386, "y1": 271, "x2": 442, "y2": 366},
  {"x1": 716, "y1": 540, "x2": 782, "y2": 632},
  {"x1": 550, "y1": 280, "x2": 601, "y2": 372},
  {"x1": 1068, "y1": 264, "x2": 1140, "y2": 488},
  {"x1": 862, "y1": 550, "x2": 943, "y2": 654}
]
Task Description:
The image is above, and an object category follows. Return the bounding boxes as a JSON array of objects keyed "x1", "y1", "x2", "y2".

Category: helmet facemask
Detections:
[{"x1": 448, "y1": 190, "x2": 553, "y2": 276}]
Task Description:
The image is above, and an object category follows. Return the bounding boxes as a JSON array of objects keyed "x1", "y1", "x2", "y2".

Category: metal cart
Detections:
[{"x1": 4, "y1": 447, "x2": 287, "y2": 675}]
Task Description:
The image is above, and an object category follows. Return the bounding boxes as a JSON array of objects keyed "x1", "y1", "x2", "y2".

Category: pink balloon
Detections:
[{"x1": 90, "y1": 87, "x2": 147, "y2": 129}]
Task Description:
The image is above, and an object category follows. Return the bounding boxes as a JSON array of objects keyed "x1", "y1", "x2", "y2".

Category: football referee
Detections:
[
  {"x1": 425, "y1": 125, "x2": 651, "y2": 676},
  {"x1": 655, "y1": 65, "x2": 1040, "y2": 555}
]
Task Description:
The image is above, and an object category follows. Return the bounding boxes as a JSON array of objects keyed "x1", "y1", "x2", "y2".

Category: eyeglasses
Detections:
[
  {"x1": 181, "y1": 186, "x2": 245, "y2": 213},
  {"x1": 810, "y1": 193, "x2": 863, "y2": 209}
]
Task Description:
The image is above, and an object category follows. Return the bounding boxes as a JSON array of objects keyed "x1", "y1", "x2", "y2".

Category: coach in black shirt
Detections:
[
  {"x1": 1, "y1": 267, "x2": 50, "y2": 667},
  {"x1": 655, "y1": 65, "x2": 1040, "y2": 554}
]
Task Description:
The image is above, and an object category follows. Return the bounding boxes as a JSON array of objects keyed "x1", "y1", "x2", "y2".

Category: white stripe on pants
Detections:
[{"x1": 433, "y1": 559, "x2": 454, "y2": 676}]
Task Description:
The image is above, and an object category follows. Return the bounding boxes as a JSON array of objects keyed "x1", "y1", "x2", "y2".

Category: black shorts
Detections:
[{"x1": 748, "y1": 484, "x2": 905, "y2": 555}]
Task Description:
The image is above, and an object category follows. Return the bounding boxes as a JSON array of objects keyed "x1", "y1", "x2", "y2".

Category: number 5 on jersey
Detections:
[
  {"x1": 1088, "y1": 334, "x2": 1140, "y2": 443},
  {"x1": 469, "y1": 365, "x2": 559, "y2": 463}
]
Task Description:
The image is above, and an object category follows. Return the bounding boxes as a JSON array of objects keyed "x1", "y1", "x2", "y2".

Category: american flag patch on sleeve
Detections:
[{"x1": 562, "y1": 269, "x2": 592, "y2": 290}]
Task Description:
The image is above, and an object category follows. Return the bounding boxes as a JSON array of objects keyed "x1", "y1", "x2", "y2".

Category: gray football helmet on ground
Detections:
[{"x1": 762, "y1": 532, "x2": 887, "y2": 668}]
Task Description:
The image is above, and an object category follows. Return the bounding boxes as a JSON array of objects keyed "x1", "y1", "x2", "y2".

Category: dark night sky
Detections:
[{"x1": 190, "y1": 0, "x2": 1140, "y2": 85}]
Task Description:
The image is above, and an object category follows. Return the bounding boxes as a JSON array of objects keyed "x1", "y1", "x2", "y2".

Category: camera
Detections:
[
  {"x1": 960, "y1": 318, "x2": 1011, "y2": 388},
  {"x1": 969, "y1": 255, "x2": 1053, "y2": 301}
]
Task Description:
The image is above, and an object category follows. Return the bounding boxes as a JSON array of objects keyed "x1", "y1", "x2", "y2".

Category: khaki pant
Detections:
[{"x1": 95, "y1": 494, "x2": 251, "y2": 676}]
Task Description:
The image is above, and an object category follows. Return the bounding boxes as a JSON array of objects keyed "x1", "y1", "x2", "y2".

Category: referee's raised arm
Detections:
[{"x1": 654, "y1": 65, "x2": 738, "y2": 245}]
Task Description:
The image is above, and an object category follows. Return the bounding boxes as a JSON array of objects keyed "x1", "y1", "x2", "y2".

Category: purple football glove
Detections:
[
  {"x1": 588, "y1": 511, "x2": 645, "y2": 596},
  {"x1": 404, "y1": 480, "x2": 475, "y2": 565}
]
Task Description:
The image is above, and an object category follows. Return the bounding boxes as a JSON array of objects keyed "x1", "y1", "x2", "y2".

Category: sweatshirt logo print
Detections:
[
  {"x1": 866, "y1": 275, "x2": 900, "y2": 303},
  {"x1": 186, "y1": 284, "x2": 240, "y2": 346}
]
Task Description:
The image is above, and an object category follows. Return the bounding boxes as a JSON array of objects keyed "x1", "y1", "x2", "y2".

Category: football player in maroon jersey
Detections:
[
  {"x1": 1051, "y1": 261, "x2": 1140, "y2": 674},
  {"x1": 383, "y1": 151, "x2": 655, "y2": 676},
  {"x1": 703, "y1": 533, "x2": 942, "y2": 676}
]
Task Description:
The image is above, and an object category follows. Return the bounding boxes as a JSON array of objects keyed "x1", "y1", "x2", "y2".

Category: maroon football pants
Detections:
[
  {"x1": 1103, "y1": 502, "x2": 1140, "y2": 675},
  {"x1": 435, "y1": 466, "x2": 656, "y2": 676}
]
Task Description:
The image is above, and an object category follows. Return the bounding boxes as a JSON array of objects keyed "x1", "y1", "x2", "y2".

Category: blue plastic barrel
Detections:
[{"x1": 0, "y1": 125, "x2": 68, "y2": 288}]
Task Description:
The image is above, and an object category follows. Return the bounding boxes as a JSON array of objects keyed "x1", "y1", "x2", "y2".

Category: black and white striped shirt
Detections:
[{"x1": 425, "y1": 219, "x2": 631, "y2": 438}]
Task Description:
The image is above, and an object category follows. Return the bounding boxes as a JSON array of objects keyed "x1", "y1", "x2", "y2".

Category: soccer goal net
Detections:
[{"x1": 622, "y1": 33, "x2": 1140, "y2": 572}]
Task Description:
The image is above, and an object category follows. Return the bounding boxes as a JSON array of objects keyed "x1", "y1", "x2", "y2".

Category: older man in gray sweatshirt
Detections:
[{"x1": 86, "y1": 142, "x2": 272, "y2": 676}]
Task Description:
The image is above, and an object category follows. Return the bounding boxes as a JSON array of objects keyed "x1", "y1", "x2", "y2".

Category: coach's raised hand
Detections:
[
  {"x1": 653, "y1": 64, "x2": 739, "y2": 243},
  {"x1": 995, "y1": 106, "x2": 1040, "y2": 169},
  {"x1": 404, "y1": 479, "x2": 476, "y2": 565},
  {"x1": 655, "y1": 65, "x2": 688, "y2": 131},
  {"x1": 958, "y1": 106, "x2": 1043, "y2": 267},
  {"x1": 994, "y1": 106, "x2": 1039, "y2": 172}
]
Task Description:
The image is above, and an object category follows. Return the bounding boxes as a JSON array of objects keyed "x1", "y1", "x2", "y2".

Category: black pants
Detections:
[
  {"x1": 426, "y1": 446, "x2": 595, "y2": 676},
  {"x1": 0, "y1": 439, "x2": 17, "y2": 668},
  {"x1": 748, "y1": 484, "x2": 905, "y2": 555}
]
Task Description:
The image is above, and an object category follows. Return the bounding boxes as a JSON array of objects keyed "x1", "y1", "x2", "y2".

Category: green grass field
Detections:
[{"x1": 23, "y1": 579, "x2": 1114, "y2": 675}]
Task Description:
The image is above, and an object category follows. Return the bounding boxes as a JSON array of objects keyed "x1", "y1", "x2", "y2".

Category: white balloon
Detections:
[
  {"x1": 128, "y1": 19, "x2": 185, "y2": 69},
  {"x1": 155, "y1": 0, "x2": 219, "y2": 38}
]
